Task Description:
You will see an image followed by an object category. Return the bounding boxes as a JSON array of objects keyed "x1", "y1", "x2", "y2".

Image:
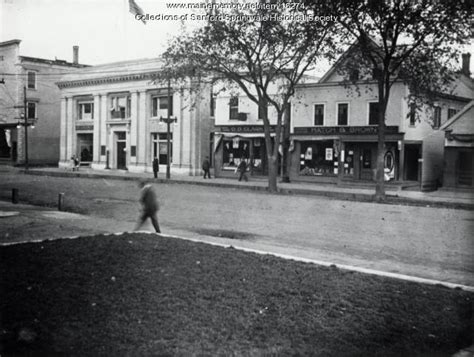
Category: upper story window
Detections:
[
  {"x1": 229, "y1": 96, "x2": 239, "y2": 120},
  {"x1": 349, "y1": 69, "x2": 359, "y2": 82},
  {"x1": 368, "y1": 102, "x2": 379, "y2": 125},
  {"x1": 337, "y1": 103, "x2": 349, "y2": 126},
  {"x1": 78, "y1": 102, "x2": 94, "y2": 120},
  {"x1": 27, "y1": 102, "x2": 37, "y2": 119},
  {"x1": 110, "y1": 95, "x2": 131, "y2": 119},
  {"x1": 409, "y1": 103, "x2": 416, "y2": 126},
  {"x1": 314, "y1": 104, "x2": 324, "y2": 126},
  {"x1": 448, "y1": 108, "x2": 458, "y2": 119},
  {"x1": 27, "y1": 71, "x2": 36, "y2": 89},
  {"x1": 433, "y1": 106, "x2": 441, "y2": 129},
  {"x1": 152, "y1": 95, "x2": 173, "y2": 117}
]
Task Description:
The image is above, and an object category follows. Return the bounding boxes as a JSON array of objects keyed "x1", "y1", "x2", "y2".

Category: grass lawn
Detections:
[{"x1": 1, "y1": 233, "x2": 472, "y2": 356}]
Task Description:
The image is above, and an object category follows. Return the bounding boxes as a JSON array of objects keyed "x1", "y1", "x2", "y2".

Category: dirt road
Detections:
[{"x1": 0, "y1": 171, "x2": 473, "y2": 286}]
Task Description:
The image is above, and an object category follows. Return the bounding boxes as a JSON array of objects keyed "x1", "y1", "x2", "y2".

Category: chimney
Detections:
[
  {"x1": 461, "y1": 53, "x2": 470, "y2": 76},
  {"x1": 73, "y1": 45, "x2": 79, "y2": 65}
]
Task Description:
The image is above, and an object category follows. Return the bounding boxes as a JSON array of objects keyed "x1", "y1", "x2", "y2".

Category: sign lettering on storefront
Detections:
[
  {"x1": 76, "y1": 125, "x2": 94, "y2": 131},
  {"x1": 293, "y1": 126, "x2": 399, "y2": 135},
  {"x1": 216, "y1": 125, "x2": 276, "y2": 133}
]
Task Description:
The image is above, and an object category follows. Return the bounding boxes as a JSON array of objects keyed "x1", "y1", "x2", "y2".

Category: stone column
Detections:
[
  {"x1": 65, "y1": 96, "x2": 74, "y2": 161},
  {"x1": 100, "y1": 94, "x2": 108, "y2": 166},
  {"x1": 92, "y1": 94, "x2": 101, "y2": 164},
  {"x1": 136, "y1": 90, "x2": 147, "y2": 168},
  {"x1": 129, "y1": 91, "x2": 138, "y2": 169},
  {"x1": 59, "y1": 96, "x2": 67, "y2": 166}
]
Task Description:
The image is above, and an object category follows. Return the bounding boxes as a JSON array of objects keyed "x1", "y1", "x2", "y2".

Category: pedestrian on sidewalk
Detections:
[
  {"x1": 237, "y1": 158, "x2": 249, "y2": 182},
  {"x1": 71, "y1": 155, "x2": 80, "y2": 171},
  {"x1": 152, "y1": 157, "x2": 159, "y2": 179},
  {"x1": 135, "y1": 181, "x2": 161, "y2": 233},
  {"x1": 202, "y1": 156, "x2": 211, "y2": 179}
]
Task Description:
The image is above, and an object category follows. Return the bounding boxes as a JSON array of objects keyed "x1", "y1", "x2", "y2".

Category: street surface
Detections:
[{"x1": 0, "y1": 170, "x2": 473, "y2": 286}]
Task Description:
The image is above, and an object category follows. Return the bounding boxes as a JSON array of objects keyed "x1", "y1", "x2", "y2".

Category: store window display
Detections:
[
  {"x1": 299, "y1": 140, "x2": 338, "y2": 176},
  {"x1": 223, "y1": 138, "x2": 250, "y2": 169}
]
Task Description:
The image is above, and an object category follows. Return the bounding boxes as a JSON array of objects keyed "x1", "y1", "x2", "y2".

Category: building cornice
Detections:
[{"x1": 57, "y1": 71, "x2": 161, "y2": 89}]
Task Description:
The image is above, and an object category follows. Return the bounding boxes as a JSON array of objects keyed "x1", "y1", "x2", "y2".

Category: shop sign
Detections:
[
  {"x1": 76, "y1": 124, "x2": 94, "y2": 131},
  {"x1": 293, "y1": 126, "x2": 399, "y2": 135},
  {"x1": 325, "y1": 148, "x2": 333, "y2": 161},
  {"x1": 216, "y1": 125, "x2": 276, "y2": 133}
]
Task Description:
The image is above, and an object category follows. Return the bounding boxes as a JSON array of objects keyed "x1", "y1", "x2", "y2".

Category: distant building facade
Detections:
[
  {"x1": 212, "y1": 78, "x2": 299, "y2": 178},
  {"x1": 441, "y1": 100, "x2": 474, "y2": 189},
  {"x1": 0, "y1": 39, "x2": 86, "y2": 165},
  {"x1": 56, "y1": 58, "x2": 213, "y2": 175},
  {"x1": 290, "y1": 51, "x2": 473, "y2": 190}
]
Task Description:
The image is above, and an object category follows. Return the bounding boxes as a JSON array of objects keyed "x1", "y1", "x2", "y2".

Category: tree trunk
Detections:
[
  {"x1": 375, "y1": 88, "x2": 387, "y2": 202},
  {"x1": 267, "y1": 154, "x2": 278, "y2": 192},
  {"x1": 262, "y1": 103, "x2": 281, "y2": 193},
  {"x1": 281, "y1": 107, "x2": 291, "y2": 183},
  {"x1": 374, "y1": 131, "x2": 385, "y2": 201}
]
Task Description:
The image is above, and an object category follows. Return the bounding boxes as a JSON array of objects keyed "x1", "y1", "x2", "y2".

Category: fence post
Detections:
[
  {"x1": 12, "y1": 188, "x2": 19, "y2": 204},
  {"x1": 58, "y1": 193, "x2": 64, "y2": 211}
]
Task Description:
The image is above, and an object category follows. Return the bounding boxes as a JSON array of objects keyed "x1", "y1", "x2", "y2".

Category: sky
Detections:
[
  {"x1": 0, "y1": 0, "x2": 472, "y2": 75},
  {"x1": 0, "y1": 0, "x2": 189, "y2": 65}
]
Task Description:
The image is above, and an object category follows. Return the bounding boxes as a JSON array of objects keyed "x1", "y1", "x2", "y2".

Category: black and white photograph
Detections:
[{"x1": 0, "y1": 0, "x2": 473, "y2": 355}]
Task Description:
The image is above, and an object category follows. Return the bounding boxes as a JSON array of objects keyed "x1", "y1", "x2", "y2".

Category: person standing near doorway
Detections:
[
  {"x1": 202, "y1": 156, "x2": 211, "y2": 179},
  {"x1": 237, "y1": 158, "x2": 249, "y2": 182},
  {"x1": 135, "y1": 181, "x2": 161, "y2": 233},
  {"x1": 152, "y1": 157, "x2": 159, "y2": 179}
]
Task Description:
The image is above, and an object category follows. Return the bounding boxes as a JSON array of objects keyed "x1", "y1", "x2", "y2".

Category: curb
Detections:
[
  {"x1": 23, "y1": 169, "x2": 474, "y2": 210},
  {"x1": 3, "y1": 230, "x2": 474, "y2": 293}
]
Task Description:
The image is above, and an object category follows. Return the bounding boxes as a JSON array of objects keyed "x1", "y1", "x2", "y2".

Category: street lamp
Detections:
[
  {"x1": 159, "y1": 114, "x2": 177, "y2": 179},
  {"x1": 159, "y1": 78, "x2": 177, "y2": 180},
  {"x1": 16, "y1": 112, "x2": 35, "y2": 170}
]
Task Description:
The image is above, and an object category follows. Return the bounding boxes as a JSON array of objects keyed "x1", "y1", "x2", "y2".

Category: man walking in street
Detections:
[
  {"x1": 202, "y1": 156, "x2": 211, "y2": 179},
  {"x1": 135, "y1": 181, "x2": 161, "y2": 233},
  {"x1": 237, "y1": 158, "x2": 249, "y2": 182}
]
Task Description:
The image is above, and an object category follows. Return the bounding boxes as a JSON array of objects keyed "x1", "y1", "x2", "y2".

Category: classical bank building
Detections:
[{"x1": 57, "y1": 58, "x2": 213, "y2": 175}]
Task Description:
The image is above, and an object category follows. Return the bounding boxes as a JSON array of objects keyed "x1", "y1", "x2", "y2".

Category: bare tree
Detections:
[
  {"x1": 162, "y1": 2, "x2": 337, "y2": 192},
  {"x1": 321, "y1": 0, "x2": 471, "y2": 200}
]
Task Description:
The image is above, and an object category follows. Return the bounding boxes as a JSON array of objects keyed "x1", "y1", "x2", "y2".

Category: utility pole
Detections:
[
  {"x1": 166, "y1": 78, "x2": 171, "y2": 179},
  {"x1": 23, "y1": 85, "x2": 28, "y2": 171}
]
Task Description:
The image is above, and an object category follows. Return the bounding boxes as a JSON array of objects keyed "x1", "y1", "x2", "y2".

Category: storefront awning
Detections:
[
  {"x1": 216, "y1": 132, "x2": 275, "y2": 138},
  {"x1": 214, "y1": 132, "x2": 275, "y2": 152},
  {"x1": 291, "y1": 134, "x2": 403, "y2": 142}
]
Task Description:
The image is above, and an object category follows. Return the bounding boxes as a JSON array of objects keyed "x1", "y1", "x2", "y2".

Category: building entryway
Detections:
[
  {"x1": 404, "y1": 144, "x2": 421, "y2": 181},
  {"x1": 116, "y1": 132, "x2": 127, "y2": 170},
  {"x1": 457, "y1": 150, "x2": 473, "y2": 187},
  {"x1": 77, "y1": 133, "x2": 93, "y2": 164}
]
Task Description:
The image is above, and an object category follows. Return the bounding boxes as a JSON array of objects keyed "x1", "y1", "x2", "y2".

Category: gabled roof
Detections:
[
  {"x1": 0, "y1": 39, "x2": 21, "y2": 47},
  {"x1": 440, "y1": 100, "x2": 474, "y2": 132},
  {"x1": 318, "y1": 42, "x2": 358, "y2": 83},
  {"x1": 318, "y1": 37, "x2": 382, "y2": 83}
]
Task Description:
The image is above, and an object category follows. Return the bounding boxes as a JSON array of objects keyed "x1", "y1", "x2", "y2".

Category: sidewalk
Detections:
[{"x1": 19, "y1": 166, "x2": 474, "y2": 210}]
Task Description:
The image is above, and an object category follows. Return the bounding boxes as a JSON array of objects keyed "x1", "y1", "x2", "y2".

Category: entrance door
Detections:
[
  {"x1": 359, "y1": 145, "x2": 375, "y2": 180},
  {"x1": 404, "y1": 144, "x2": 420, "y2": 181},
  {"x1": 457, "y1": 150, "x2": 473, "y2": 187},
  {"x1": 117, "y1": 142, "x2": 126, "y2": 169},
  {"x1": 252, "y1": 138, "x2": 266, "y2": 175},
  {"x1": 77, "y1": 133, "x2": 93, "y2": 163},
  {"x1": 343, "y1": 144, "x2": 355, "y2": 177}
]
